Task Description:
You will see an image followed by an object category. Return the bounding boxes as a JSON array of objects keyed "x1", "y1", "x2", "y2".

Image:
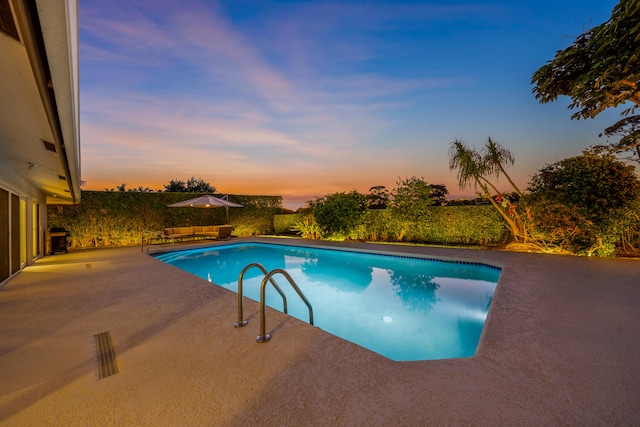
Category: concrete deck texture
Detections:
[{"x1": 1, "y1": 237, "x2": 639, "y2": 426}]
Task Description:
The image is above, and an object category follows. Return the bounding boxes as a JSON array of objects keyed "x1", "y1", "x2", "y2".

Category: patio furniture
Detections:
[
  {"x1": 163, "y1": 225, "x2": 234, "y2": 240},
  {"x1": 141, "y1": 225, "x2": 234, "y2": 251}
]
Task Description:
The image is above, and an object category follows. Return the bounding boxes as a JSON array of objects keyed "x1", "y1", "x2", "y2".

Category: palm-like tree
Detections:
[
  {"x1": 448, "y1": 139, "x2": 483, "y2": 190},
  {"x1": 483, "y1": 137, "x2": 523, "y2": 196},
  {"x1": 448, "y1": 139, "x2": 503, "y2": 196},
  {"x1": 448, "y1": 138, "x2": 529, "y2": 241}
]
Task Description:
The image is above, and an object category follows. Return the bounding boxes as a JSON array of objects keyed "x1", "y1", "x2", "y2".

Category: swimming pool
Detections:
[{"x1": 154, "y1": 242, "x2": 501, "y2": 361}]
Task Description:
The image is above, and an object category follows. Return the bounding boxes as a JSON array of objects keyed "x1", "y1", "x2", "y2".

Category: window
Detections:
[{"x1": 0, "y1": 188, "x2": 9, "y2": 282}]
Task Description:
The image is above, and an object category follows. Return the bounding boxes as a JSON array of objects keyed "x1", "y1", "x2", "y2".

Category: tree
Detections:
[
  {"x1": 528, "y1": 150, "x2": 640, "y2": 222},
  {"x1": 448, "y1": 138, "x2": 530, "y2": 242},
  {"x1": 427, "y1": 184, "x2": 449, "y2": 206},
  {"x1": 163, "y1": 177, "x2": 216, "y2": 193},
  {"x1": 527, "y1": 150, "x2": 640, "y2": 255},
  {"x1": 367, "y1": 185, "x2": 390, "y2": 209},
  {"x1": 532, "y1": 0, "x2": 640, "y2": 160},
  {"x1": 598, "y1": 116, "x2": 640, "y2": 165},
  {"x1": 164, "y1": 179, "x2": 186, "y2": 192},
  {"x1": 532, "y1": 0, "x2": 639, "y2": 119},
  {"x1": 390, "y1": 177, "x2": 434, "y2": 220},
  {"x1": 313, "y1": 191, "x2": 368, "y2": 235},
  {"x1": 110, "y1": 183, "x2": 155, "y2": 192},
  {"x1": 185, "y1": 177, "x2": 216, "y2": 193},
  {"x1": 484, "y1": 137, "x2": 523, "y2": 196}
]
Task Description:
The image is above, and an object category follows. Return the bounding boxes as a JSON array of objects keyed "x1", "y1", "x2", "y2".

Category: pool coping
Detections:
[
  {"x1": 150, "y1": 238, "x2": 509, "y2": 362},
  {"x1": 1, "y1": 237, "x2": 639, "y2": 425},
  {"x1": 152, "y1": 239, "x2": 502, "y2": 361}
]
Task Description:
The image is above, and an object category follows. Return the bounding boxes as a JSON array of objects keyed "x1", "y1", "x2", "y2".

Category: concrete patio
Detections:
[{"x1": 1, "y1": 238, "x2": 639, "y2": 426}]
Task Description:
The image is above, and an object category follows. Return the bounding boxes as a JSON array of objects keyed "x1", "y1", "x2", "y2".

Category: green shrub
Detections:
[
  {"x1": 291, "y1": 216, "x2": 323, "y2": 240},
  {"x1": 372, "y1": 205, "x2": 506, "y2": 245},
  {"x1": 313, "y1": 191, "x2": 368, "y2": 235},
  {"x1": 361, "y1": 209, "x2": 394, "y2": 241},
  {"x1": 274, "y1": 214, "x2": 301, "y2": 234},
  {"x1": 295, "y1": 205, "x2": 506, "y2": 245},
  {"x1": 616, "y1": 198, "x2": 640, "y2": 257},
  {"x1": 527, "y1": 151, "x2": 640, "y2": 256}
]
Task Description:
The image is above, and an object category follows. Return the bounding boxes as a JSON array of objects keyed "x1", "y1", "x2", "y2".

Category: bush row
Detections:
[
  {"x1": 47, "y1": 191, "x2": 283, "y2": 249},
  {"x1": 275, "y1": 205, "x2": 508, "y2": 245}
]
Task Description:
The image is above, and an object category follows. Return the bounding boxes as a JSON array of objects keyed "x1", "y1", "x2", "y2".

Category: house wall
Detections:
[
  {"x1": 1, "y1": 0, "x2": 79, "y2": 286},
  {"x1": 0, "y1": 165, "x2": 46, "y2": 286}
]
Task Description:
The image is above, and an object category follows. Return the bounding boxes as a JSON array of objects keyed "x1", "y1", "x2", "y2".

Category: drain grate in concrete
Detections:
[{"x1": 94, "y1": 331, "x2": 119, "y2": 379}]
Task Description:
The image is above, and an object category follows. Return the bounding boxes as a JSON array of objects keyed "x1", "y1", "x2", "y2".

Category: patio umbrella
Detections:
[{"x1": 167, "y1": 195, "x2": 243, "y2": 224}]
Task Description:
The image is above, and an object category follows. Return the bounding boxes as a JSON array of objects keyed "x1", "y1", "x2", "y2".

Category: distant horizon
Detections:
[
  {"x1": 81, "y1": 179, "x2": 523, "y2": 211},
  {"x1": 79, "y1": 0, "x2": 621, "y2": 210}
]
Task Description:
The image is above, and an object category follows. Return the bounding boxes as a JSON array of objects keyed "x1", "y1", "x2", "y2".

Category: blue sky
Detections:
[{"x1": 79, "y1": 0, "x2": 621, "y2": 208}]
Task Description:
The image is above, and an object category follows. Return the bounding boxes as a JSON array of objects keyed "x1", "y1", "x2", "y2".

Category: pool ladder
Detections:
[{"x1": 235, "y1": 263, "x2": 313, "y2": 343}]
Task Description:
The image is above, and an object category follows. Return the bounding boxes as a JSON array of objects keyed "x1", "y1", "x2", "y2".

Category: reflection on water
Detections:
[
  {"x1": 300, "y1": 250, "x2": 373, "y2": 294},
  {"x1": 457, "y1": 295, "x2": 493, "y2": 357},
  {"x1": 389, "y1": 268, "x2": 439, "y2": 314},
  {"x1": 154, "y1": 243, "x2": 500, "y2": 361}
]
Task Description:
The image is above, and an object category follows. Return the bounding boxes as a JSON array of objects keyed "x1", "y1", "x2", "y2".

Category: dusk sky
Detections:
[{"x1": 79, "y1": 0, "x2": 621, "y2": 208}]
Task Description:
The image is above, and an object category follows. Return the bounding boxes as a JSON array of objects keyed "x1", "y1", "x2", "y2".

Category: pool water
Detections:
[{"x1": 154, "y1": 243, "x2": 500, "y2": 361}]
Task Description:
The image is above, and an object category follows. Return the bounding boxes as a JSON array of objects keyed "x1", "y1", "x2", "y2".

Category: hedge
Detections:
[
  {"x1": 273, "y1": 213, "x2": 302, "y2": 235},
  {"x1": 47, "y1": 191, "x2": 283, "y2": 249},
  {"x1": 275, "y1": 205, "x2": 507, "y2": 245},
  {"x1": 49, "y1": 192, "x2": 508, "y2": 249}
]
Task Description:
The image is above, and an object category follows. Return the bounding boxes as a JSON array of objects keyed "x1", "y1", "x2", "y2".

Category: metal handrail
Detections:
[
  {"x1": 235, "y1": 263, "x2": 288, "y2": 328},
  {"x1": 256, "y1": 268, "x2": 314, "y2": 343}
]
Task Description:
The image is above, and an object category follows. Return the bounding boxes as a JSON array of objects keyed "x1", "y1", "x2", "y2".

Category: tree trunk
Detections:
[
  {"x1": 475, "y1": 178, "x2": 523, "y2": 240},
  {"x1": 499, "y1": 165, "x2": 524, "y2": 196}
]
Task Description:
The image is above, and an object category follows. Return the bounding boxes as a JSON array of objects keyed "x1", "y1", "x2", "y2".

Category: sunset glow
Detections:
[{"x1": 79, "y1": 0, "x2": 619, "y2": 208}]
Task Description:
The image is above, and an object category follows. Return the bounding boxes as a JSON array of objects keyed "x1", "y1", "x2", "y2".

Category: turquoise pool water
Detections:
[{"x1": 154, "y1": 242, "x2": 500, "y2": 361}]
